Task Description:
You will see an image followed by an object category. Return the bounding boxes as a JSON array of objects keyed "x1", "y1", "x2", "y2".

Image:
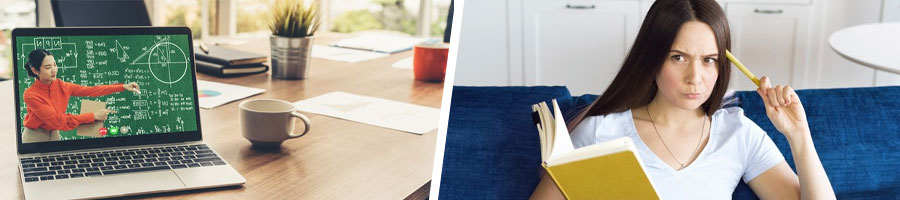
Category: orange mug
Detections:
[{"x1": 413, "y1": 42, "x2": 449, "y2": 82}]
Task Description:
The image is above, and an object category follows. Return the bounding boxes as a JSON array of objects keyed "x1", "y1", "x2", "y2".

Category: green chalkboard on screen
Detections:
[{"x1": 14, "y1": 34, "x2": 198, "y2": 141}]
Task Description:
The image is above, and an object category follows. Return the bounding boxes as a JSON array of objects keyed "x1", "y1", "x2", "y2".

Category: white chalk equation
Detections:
[{"x1": 19, "y1": 37, "x2": 79, "y2": 71}]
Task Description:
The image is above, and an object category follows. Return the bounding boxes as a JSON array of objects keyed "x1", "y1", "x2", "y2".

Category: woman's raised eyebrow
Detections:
[{"x1": 669, "y1": 50, "x2": 719, "y2": 57}]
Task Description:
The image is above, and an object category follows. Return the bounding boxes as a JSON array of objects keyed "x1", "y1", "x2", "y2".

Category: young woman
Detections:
[
  {"x1": 530, "y1": 0, "x2": 835, "y2": 199},
  {"x1": 21, "y1": 49, "x2": 141, "y2": 143}
]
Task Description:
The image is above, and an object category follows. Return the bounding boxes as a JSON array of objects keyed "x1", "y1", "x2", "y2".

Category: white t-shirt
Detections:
[{"x1": 570, "y1": 107, "x2": 784, "y2": 199}]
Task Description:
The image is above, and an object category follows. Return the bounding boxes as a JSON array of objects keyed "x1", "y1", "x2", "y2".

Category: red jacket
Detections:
[{"x1": 23, "y1": 79, "x2": 123, "y2": 131}]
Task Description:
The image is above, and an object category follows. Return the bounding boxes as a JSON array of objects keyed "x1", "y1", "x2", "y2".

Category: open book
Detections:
[{"x1": 532, "y1": 99, "x2": 659, "y2": 199}]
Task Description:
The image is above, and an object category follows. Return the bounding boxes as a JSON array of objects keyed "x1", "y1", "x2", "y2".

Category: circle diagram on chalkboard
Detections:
[{"x1": 131, "y1": 37, "x2": 189, "y2": 85}]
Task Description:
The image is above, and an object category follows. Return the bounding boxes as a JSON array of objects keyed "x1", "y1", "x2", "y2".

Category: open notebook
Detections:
[{"x1": 533, "y1": 99, "x2": 660, "y2": 199}]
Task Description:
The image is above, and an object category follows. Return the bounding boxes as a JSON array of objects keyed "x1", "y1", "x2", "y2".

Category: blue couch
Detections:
[{"x1": 439, "y1": 86, "x2": 900, "y2": 199}]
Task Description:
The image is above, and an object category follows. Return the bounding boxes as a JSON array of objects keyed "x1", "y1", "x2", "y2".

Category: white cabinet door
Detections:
[
  {"x1": 726, "y1": 3, "x2": 812, "y2": 91},
  {"x1": 453, "y1": 0, "x2": 512, "y2": 86},
  {"x1": 523, "y1": 0, "x2": 641, "y2": 95}
]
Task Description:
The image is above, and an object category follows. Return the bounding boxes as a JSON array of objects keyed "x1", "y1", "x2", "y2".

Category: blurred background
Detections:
[{"x1": 0, "y1": 0, "x2": 452, "y2": 80}]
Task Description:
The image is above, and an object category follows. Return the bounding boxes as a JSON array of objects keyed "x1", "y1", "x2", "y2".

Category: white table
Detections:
[{"x1": 829, "y1": 22, "x2": 900, "y2": 74}]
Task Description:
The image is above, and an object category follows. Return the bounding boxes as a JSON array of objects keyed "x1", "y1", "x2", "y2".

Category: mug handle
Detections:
[{"x1": 288, "y1": 111, "x2": 312, "y2": 138}]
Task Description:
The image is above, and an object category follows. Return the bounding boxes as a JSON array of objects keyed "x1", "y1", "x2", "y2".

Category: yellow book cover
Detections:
[
  {"x1": 544, "y1": 148, "x2": 659, "y2": 199},
  {"x1": 533, "y1": 100, "x2": 659, "y2": 200}
]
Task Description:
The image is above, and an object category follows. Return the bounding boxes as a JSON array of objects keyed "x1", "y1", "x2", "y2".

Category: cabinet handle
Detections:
[
  {"x1": 566, "y1": 4, "x2": 596, "y2": 9},
  {"x1": 754, "y1": 9, "x2": 783, "y2": 14}
]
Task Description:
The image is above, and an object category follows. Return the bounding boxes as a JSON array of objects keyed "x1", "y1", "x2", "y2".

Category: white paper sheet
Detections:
[
  {"x1": 292, "y1": 91, "x2": 439, "y2": 134},
  {"x1": 331, "y1": 34, "x2": 433, "y2": 54},
  {"x1": 311, "y1": 45, "x2": 390, "y2": 63},
  {"x1": 197, "y1": 80, "x2": 265, "y2": 109},
  {"x1": 391, "y1": 56, "x2": 414, "y2": 69}
]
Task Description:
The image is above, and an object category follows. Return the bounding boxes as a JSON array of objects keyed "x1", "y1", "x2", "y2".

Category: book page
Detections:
[
  {"x1": 548, "y1": 99, "x2": 575, "y2": 160},
  {"x1": 548, "y1": 136, "x2": 634, "y2": 166},
  {"x1": 540, "y1": 102, "x2": 553, "y2": 161}
]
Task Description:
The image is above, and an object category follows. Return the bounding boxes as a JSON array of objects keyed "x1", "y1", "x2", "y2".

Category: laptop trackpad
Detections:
[
  {"x1": 26, "y1": 170, "x2": 185, "y2": 199},
  {"x1": 102, "y1": 170, "x2": 186, "y2": 195}
]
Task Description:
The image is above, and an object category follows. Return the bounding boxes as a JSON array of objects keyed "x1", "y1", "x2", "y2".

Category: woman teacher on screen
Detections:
[
  {"x1": 21, "y1": 49, "x2": 141, "y2": 143},
  {"x1": 529, "y1": 0, "x2": 835, "y2": 199}
]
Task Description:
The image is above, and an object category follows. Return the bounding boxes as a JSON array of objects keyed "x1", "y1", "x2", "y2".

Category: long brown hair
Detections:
[{"x1": 567, "y1": 0, "x2": 732, "y2": 132}]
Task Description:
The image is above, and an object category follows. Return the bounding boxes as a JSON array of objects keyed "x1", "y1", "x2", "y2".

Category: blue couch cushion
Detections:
[
  {"x1": 439, "y1": 85, "x2": 900, "y2": 199},
  {"x1": 731, "y1": 86, "x2": 900, "y2": 199},
  {"x1": 439, "y1": 86, "x2": 572, "y2": 199}
]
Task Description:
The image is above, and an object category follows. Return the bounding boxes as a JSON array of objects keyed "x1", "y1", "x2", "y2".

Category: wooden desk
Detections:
[{"x1": 0, "y1": 33, "x2": 440, "y2": 199}]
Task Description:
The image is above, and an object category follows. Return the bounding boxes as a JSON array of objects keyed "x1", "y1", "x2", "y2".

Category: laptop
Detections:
[{"x1": 11, "y1": 27, "x2": 245, "y2": 199}]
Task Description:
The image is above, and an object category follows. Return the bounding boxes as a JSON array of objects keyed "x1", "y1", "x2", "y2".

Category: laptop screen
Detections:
[{"x1": 13, "y1": 33, "x2": 199, "y2": 144}]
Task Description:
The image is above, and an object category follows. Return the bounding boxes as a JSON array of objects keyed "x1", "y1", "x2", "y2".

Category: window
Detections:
[
  {"x1": 236, "y1": 0, "x2": 273, "y2": 36},
  {"x1": 157, "y1": 0, "x2": 208, "y2": 39},
  {"x1": 0, "y1": 30, "x2": 11, "y2": 79},
  {"x1": 428, "y1": 0, "x2": 452, "y2": 37},
  {"x1": 328, "y1": 0, "x2": 451, "y2": 37},
  {"x1": 0, "y1": 0, "x2": 36, "y2": 79},
  {"x1": 161, "y1": 0, "x2": 453, "y2": 38},
  {"x1": 226, "y1": 0, "x2": 454, "y2": 37},
  {"x1": 0, "y1": 0, "x2": 454, "y2": 79}
]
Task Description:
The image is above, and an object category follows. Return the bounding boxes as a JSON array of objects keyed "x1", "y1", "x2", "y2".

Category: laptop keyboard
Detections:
[{"x1": 19, "y1": 144, "x2": 226, "y2": 182}]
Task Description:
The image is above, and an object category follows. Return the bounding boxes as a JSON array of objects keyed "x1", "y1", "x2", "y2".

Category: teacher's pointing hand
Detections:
[
  {"x1": 93, "y1": 109, "x2": 116, "y2": 121},
  {"x1": 124, "y1": 82, "x2": 141, "y2": 94}
]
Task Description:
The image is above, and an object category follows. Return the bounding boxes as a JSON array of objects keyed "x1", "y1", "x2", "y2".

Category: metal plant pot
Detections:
[{"x1": 270, "y1": 35, "x2": 313, "y2": 80}]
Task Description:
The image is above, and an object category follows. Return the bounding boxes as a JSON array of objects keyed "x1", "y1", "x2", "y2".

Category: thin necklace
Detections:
[{"x1": 645, "y1": 106, "x2": 706, "y2": 171}]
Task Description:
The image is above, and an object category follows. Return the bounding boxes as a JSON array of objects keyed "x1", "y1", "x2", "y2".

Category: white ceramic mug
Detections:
[{"x1": 239, "y1": 99, "x2": 311, "y2": 148}]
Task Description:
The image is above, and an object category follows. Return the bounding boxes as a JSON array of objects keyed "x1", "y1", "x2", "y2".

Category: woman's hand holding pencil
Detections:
[
  {"x1": 756, "y1": 76, "x2": 809, "y2": 139},
  {"x1": 726, "y1": 50, "x2": 809, "y2": 138},
  {"x1": 730, "y1": 51, "x2": 836, "y2": 199}
]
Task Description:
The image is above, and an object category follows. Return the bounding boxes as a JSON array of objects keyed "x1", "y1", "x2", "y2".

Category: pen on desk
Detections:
[
  {"x1": 725, "y1": 50, "x2": 760, "y2": 87},
  {"x1": 199, "y1": 43, "x2": 210, "y2": 54}
]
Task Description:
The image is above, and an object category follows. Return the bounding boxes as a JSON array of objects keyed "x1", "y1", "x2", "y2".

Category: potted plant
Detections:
[{"x1": 269, "y1": 0, "x2": 320, "y2": 80}]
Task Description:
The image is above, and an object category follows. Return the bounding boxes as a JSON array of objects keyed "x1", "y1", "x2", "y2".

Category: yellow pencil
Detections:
[{"x1": 725, "y1": 50, "x2": 760, "y2": 87}]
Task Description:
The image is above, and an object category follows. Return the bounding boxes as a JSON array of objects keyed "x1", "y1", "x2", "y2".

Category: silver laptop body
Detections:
[{"x1": 11, "y1": 27, "x2": 245, "y2": 200}]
